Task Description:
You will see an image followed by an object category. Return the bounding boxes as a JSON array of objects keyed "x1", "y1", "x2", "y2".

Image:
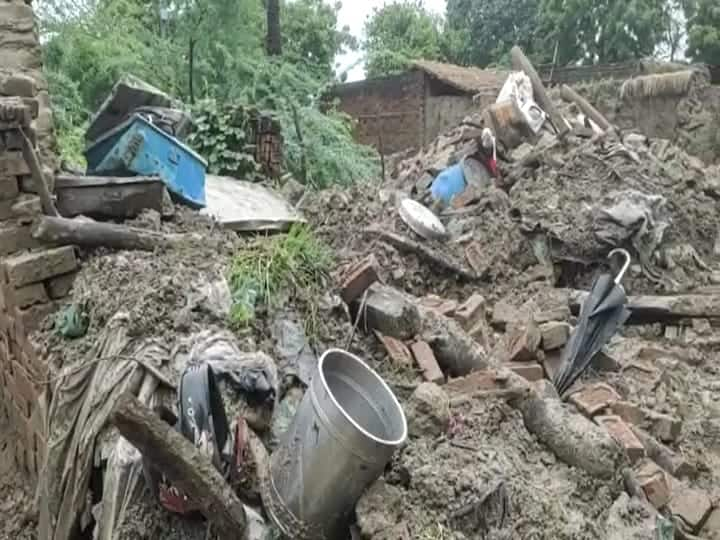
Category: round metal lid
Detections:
[{"x1": 398, "y1": 198, "x2": 447, "y2": 241}]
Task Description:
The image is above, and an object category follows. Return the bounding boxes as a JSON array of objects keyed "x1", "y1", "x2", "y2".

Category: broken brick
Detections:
[
  {"x1": 339, "y1": 255, "x2": 380, "y2": 305},
  {"x1": 13, "y1": 283, "x2": 48, "y2": 309},
  {"x1": 4, "y1": 246, "x2": 78, "y2": 288},
  {"x1": 508, "y1": 362, "x2": 544, "y2": 382},
  {"x1": 634, "y1": 459, "x2": 671, "y2": 509},
  {"x1": 540, "y1": 322, "x2": 570, "y2": 351},
  {"x1": 506, "y1": 320, "x2": 541, "y2": 362},
  {"x1": 375, "y1": 332, "x2": 413, "y2": 368},
  {"x1": 644, "y1": 410, "x2": 682, "y2": 443},
  {"x1": 596, "y1": 415, "x2": 645, "y2": 464},
  {"x1": 454, "y1": 294, "x2": 486, "y2": 329},
  {"x1": 445, "y1": 369, "x2": 504, "y2": 396},
  {"x1": 534, "y1": 305, "x2": 571, "y2": 324},
  {"x1": 410, "y1": 341, "x2": 444, "y2": 384},
  {"x1": 569, "y1": 383, "x2": 620, "y2": 417},
  {"x1": 0, "y1": 73, "x2": 36, "y2": 97},
  {"x1": 669, "y1": 487, "x2": 712, "y2": 533},
  {"x1": 419, "y1": 295, "x2": 458, "y2": 317},
  {"x1": 362, "y1": 284, "x2": 421, "y2": 340},
  {"x1": 610, "y1": 401, "x2": 645, "y2": 426}
]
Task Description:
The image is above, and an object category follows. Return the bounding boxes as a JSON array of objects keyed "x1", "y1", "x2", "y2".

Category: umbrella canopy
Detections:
[{"x1": 554, "y1": 250, "x2": 632, "y2": 396}]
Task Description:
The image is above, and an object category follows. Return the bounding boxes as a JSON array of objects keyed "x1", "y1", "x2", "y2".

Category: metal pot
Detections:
[{"x1": 262, "y1": 349, "x2": 407, "y2": 539}]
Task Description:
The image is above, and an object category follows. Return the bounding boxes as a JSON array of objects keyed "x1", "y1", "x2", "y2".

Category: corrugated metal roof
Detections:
[{"x1": 412, "y1": 60, "x2": 508, "y2": 93}]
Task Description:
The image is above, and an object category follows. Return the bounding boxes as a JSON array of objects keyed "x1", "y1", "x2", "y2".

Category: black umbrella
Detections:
[{"x1": 554, "y1": 249, "x2": 632, "y2": 396}]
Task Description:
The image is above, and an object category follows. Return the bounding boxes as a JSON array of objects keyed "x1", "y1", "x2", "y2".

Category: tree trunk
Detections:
[
  {"x1": 266, "y1": 0, "x2": 282, "y2": 56},
  {"x1": 33, "y1": 216, "x2": 190, "y2": 251},
  {"x1": 188, "y1": 37, "x2": 196, "y2": 105}
]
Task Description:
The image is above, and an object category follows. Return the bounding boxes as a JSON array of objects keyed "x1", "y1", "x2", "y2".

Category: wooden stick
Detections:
[
  {"x1": 364, "y1": 227, "x2": 479, "y2": 281},
  {"x1": 510, "y1": 46, "x2": 569, "y2": 139},
  {"x1": 20, "y1": 128, "x2": 59, "y2": 217},
  {"x1": 112, "y1": 394, "x2": 247, "y2": 539},
  {"x1": 33, "y1": 215, "x2": 188, "y2": 251},
  {"x1": 569, "y1": 289, "x2": 720, "y2": 323},
  {"x1": 560, "y1": 84, "x2": 612, "y2": 132}
]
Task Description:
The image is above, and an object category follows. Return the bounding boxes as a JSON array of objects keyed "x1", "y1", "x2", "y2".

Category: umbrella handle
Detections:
[{"x1": 608, "y1": 248, "x2": 631, "y2": 285}]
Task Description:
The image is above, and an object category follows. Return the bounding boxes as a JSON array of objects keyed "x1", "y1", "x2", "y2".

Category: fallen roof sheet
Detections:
[{"x1": 202, "y1": 174, "x2": 305, "y2": 232}]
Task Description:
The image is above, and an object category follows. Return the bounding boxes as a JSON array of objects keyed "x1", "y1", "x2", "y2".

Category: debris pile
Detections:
[{"x1": 2, "y1": 48, "x2": 720, "y2": 540}]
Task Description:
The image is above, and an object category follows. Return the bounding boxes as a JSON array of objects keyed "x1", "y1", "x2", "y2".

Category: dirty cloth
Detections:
[
  {"x1": 594, "y1": 190, "x2": 670, "y2": 269},
  {"x1": 37, "y1": 313, "x2": 169, "y2": 540},
  {"x1": 430, "y1": 163, "x2": 466, "y2": 205}
]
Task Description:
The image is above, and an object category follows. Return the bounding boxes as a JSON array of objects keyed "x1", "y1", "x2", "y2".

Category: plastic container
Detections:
[{"x1": 262, "y1": 349, "x2": 407, "y2": 540}]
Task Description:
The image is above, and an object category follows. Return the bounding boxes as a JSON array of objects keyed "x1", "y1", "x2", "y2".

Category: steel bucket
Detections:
[{"x1": 262, "y1": 349, "x2": 408, "y2": 539}]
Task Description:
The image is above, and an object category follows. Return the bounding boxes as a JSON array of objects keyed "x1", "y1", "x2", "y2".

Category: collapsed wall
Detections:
[{"x1": 566, "y1": 71, "x2": 720, "y2": 164}]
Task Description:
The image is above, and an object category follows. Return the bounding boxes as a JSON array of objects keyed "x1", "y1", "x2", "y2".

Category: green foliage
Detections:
[
  {"x1": 45, "y1": 68, "x2": 88, "y2": 167},
  {"x1": 228, "y1": 225, "x2": 333, "y2": 327},
  {"x1": 364, "y1": 0, "x2": 445, "y2": 77},
  {"x1": 537, "y1": 0, "x2": 666, "y2": 65},
  {"x1": 445, "y1": 0, "x2": 542, "y2": 67},
  {"x1": 188, "y1": 99, "x2": 260, "y2": 178},
  {"x1": 686, "y1": 0, "x2": 720, "y2": 64},
  {"x1": 283, "y1": 0, "x2": 357, "y2": 77}
]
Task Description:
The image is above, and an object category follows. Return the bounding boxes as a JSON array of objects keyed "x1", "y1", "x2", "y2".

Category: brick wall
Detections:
[
  {"x1": 330, "y1": 71, "x2": 426, "y2": 154},
  {"x1": 0, "y1": 99, "x2": 79, "y2": 482},
  {"x1": 0, "y1": 0, "x2": 58, "y2": 173}
]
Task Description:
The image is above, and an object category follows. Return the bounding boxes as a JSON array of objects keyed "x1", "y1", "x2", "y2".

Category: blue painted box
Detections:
[{"x1": 85, "y1": 114, "x2": 208, "y2": 208}]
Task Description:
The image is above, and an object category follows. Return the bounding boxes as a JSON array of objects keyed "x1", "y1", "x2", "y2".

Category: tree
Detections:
[
  {"x1": 283, "y1": 0, "x2": 357, "y2": 77},
  {"x1": 266, "y1": 0, "x2": 282, "y2": 55},
  {"x1": 537, "y1": 0, "x2": 667, "y2": 65},
  {"x1": 363, "y1": 0, "x2": 444, "y2": 78},
  {"x1": 685, "y1": 0, "x2": 720, "y2": 64},
  {"x1": 445, "y1": 0, "x2": 542, "y2": 67}
]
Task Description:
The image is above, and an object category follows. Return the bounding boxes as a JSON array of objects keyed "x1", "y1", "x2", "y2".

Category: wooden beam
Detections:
[
  {"x1": 111, "y1": 394, "x2": 247, "y2": 539},
  {"x1": 510, "y1": 46, "x2": 569, "y2": 139},
  {"x1": 33, "y1": 215, "x2": 188, "y2": 251},
  {"x1": 560, "y1": 84, "x2": 612, "y2": 132},
  {"x1": 20, "y1": 128, "x2": 59, "y2": 217}
]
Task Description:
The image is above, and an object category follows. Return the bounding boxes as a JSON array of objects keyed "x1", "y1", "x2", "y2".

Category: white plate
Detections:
[{"x1": 398, "y1": 199, "x2": 447, "y2": 241}]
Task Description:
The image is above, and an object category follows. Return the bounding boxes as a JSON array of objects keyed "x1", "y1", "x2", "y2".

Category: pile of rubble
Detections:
[{"x1": 3, "y1": 49, "x2": 720, "y2": 540}]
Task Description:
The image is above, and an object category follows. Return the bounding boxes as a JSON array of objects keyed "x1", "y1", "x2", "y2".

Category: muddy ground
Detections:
[{"x1": 2, "y1": 133, "x2": 720, "y2": 539}]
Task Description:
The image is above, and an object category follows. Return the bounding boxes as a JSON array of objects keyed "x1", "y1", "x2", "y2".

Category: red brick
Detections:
[
  {"x1": 0, "y1": 175, "x2": 19, "y2": 200},
  {"x1": 375, "y1": 332, "x2": 413, "y2": 368},
  {"x1": 508, "y1": 362, "x2": 544, "y2": 382},
  {"x1": 410, "y1": 341, "x2": 444, "y2": 384},
  {"x1": 669, "y1": 487, "x2": 712, "y2": 533},
  {"x1": 0, "y1": 224, "x2": 40, "y2": 256},
  {"x1": 454, "y1": 294, "x2": 486, "y2": 329},
  {"x1": 339, "y1": 255, "x2": 379, "y2": 305},
  {"x1": 0, "y1": 152, "x2": 30, "y2": 176},
  {"x1": 635, "y1": 459, "x2": 671, "y2": 509},
  {"x1": 596, "y1": 415, "x2": 645, "y2": 464},
  {"x1": 419, "y1": 295, "x2": 458, "y2": 317},
  {"x1": 569, "y1": 383, "x2": 620, "y2": 417},
  {"x1": 540, "y1": 322, "x2": 570, "y2": 351},
  {"x1": 610, "y1": 401, "x2": 645, "y2": 425},
  {"x1": 506, "y1": 320, "x2": 541, "y2": 362},
  {"x1": 12, "y1": 283, "x2": 48, "y2": 308},
  {"x1": 445, "y1": 369, "x2": 506, "y2": 396},
  {"x1": 4, "y1": 247, "x2": 78, "y2": 288}
]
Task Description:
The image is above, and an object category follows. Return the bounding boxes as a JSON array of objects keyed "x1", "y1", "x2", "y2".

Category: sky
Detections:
[{"x1": 336, "y1": 0, "x2": 447, "y2": 82}]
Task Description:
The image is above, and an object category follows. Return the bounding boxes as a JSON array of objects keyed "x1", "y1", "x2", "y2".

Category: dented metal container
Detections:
[{"x1": 262, "y1": 349, "x2": 407, "y2": 540}]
